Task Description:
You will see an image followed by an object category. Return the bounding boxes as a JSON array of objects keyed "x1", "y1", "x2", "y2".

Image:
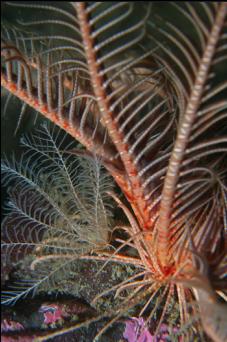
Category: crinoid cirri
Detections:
[{"x1": 1, "y1": 2, "x2": 227, "y2": 341}]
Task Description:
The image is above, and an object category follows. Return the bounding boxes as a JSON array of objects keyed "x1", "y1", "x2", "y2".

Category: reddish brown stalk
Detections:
[
  {"x1": 156, "y1": 3, "x2": 227, "y2": 269},
  {"x1": 1, "y1": 72, "x2": 115, "y2": 160},
  {"x1": 75, "y1": 3, "x2": 151, "y2": 230}
]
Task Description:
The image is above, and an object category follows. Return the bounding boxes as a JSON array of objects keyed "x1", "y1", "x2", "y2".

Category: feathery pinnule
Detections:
[{"x1": 1, "y1": 2, "x2": 227, "y2": 341}]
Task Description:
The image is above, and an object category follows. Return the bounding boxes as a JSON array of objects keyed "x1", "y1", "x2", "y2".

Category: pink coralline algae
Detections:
[
  {"x1": 1, "y1": 319, "x2": 24, "y2": 333},
  {"x1": 39, "y1": 304, "x2": 64, "y2": 325},
  {"x1": 1, "y1": 320, "x2": 34, "y2": 342},
  {"x1": 123, "y1": 317, "x2": 153, "y2": 342},
  {"x1": 123, "y1": 317, "x2": 183, "y2": 342}
]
